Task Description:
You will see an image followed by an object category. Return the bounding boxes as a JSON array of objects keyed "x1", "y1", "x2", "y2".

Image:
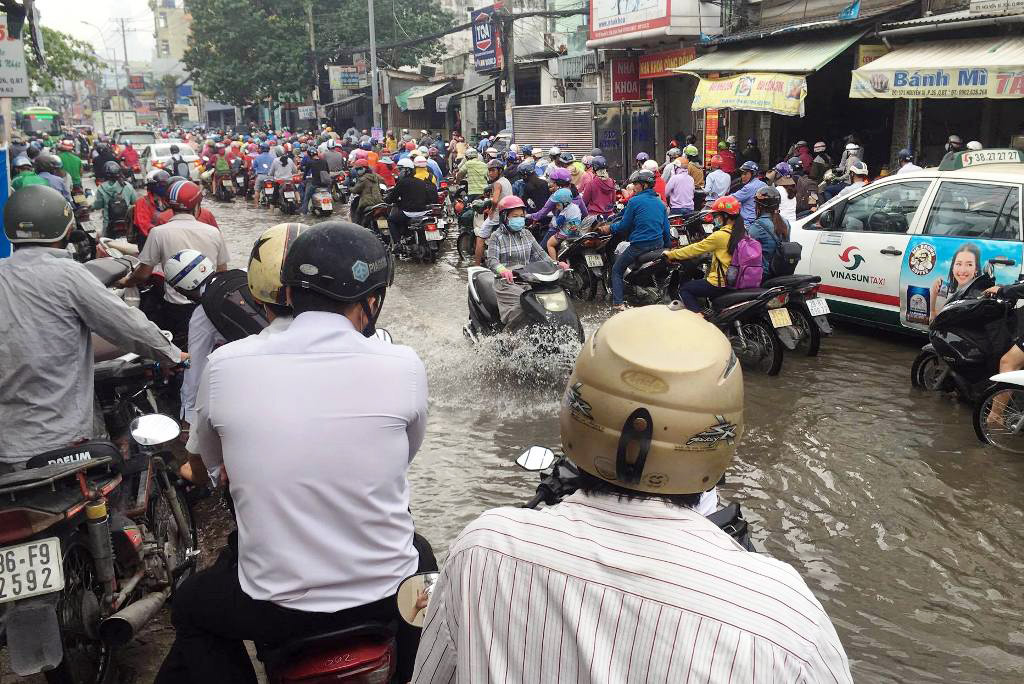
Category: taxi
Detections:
[{"x1": 789, "y1": 149, "x2": 1024, "y2": 333}]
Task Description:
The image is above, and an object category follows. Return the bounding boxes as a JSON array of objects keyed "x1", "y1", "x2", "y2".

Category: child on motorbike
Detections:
[{"x1": 546, "y1": 187, "x2": 582, "y2": 260}]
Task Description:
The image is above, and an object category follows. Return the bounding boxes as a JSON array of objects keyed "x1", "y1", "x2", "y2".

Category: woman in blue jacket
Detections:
[{"x1": 746, "y1": 186, "x2": 790, "y2": 277}]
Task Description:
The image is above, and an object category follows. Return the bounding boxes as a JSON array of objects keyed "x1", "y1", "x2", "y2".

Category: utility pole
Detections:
[
  {"x1": 367, "y1": 0, "x2": 382, "y2": 132},
  {"x1": 502, "y1": 13, "x2": 515, "y2": 131},
  {"x1": 117, "y1": 19, "x2": 130, "y2": 81},
  {"x1": 305, "y1": 0, "x2": 319, "y2": 124}
]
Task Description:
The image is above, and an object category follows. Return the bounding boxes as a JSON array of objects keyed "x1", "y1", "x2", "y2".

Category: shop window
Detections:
[
  {"x1": 924, "y1": 182, "x2": 1021, "y2": 241},
  {"x1": 160, "y1": 40, "x2": 170, "y2": 57},
  {"x1": 158, "y1": 13, "x2": 168, "y2": 28},
  {"x1": 821, "y1": 181, "x2": 930, "y2": 233}
]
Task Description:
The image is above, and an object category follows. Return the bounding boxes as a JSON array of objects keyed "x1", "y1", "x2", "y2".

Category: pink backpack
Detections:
[{"x1": 725, "y1": 236, "x2": 764, "y2": 289}]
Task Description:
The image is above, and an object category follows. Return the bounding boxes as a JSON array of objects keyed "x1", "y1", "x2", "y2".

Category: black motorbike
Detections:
[
  {"x1": 762, "y1": 274, "x2": 832, "y2": 357},
  {"x1": 230, "y1": 158, "x2": 251, "y2": 198},
  {"x1": 456, "y1": 198, "x2": 489, "y2": 261},
  {"x1": 514, "y1": 446, "x2": 755, "y2": 551},
  {"x1": 556, "y1": 217, "x2": 613, "y2": 301},
  {"x1": 911, "y1": 270, "x2": 1017, "y2": 402},
  {"x1": 396, "y1": 210, "x2": 444, "y2": 263},
  {"x1": 464, "y1": 261, "x2": 584, "y2": 346}
]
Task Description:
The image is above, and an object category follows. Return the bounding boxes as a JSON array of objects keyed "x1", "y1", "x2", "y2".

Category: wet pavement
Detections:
[{"x1": 10, "y1": 190, "x2": 1022, "y2": 682}]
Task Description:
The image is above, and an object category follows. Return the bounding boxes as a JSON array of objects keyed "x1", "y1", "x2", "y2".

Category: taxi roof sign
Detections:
[{"x1": 938, "y1": 148, "x2": 1024, "y2": 171}]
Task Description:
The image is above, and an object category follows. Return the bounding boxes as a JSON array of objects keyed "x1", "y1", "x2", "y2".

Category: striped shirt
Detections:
[{"x1": 412, "y1": 492, "x2": 851, "y2": 684}]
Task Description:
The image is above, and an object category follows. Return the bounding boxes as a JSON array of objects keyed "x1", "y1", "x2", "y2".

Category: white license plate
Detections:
[
  {"x1": 264, "y1": 187, "x2": 274, "y2": 195},
  {"x1": 377, "y1": 218, "x2": 389, "y2": 230},
  {"x1": 319, "y1": 198, "x2": 333, "y2": 208},
  {"x1": 236, "y1": 176, "x2": 245, "y2": 183},
  {"x1": 436, "y1": 219, "x2": 445, "y2": 231},
  {"x1": 806, "y1": 298, "x2": 830, "y2": 317},
  {"x1": 769, "y1": 308, "x2": 793, "y2": 328},
  {"x1": 283, "y1": 192, "x2": 295, "y2": 200},
  {"x1": 584, "y1": 253, "x2": 603, "y2": 268},
  {"x1": 0, "y1": 537, "x2": 64, "y2": 604},
  {"x1": 424, "y1": 229, "x2": 443, "y2": 241}
]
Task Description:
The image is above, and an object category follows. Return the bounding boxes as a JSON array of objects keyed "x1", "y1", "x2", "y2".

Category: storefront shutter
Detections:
[{"x1": 511, "y1": 103, "x2": 595, "y2": 161}]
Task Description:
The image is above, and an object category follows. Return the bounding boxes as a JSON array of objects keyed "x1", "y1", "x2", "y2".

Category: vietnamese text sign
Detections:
[
  {"x1": 328, "y1": 65, "x2": 364, "y2": 90},
  {"x1": 611, "y1": 58, "x2": 640, "y2": 101},
  {"x1": 703, "y1": 109, "x2": 719, "y2": 167},
  {"x1": 850, "y1": 66, "x2": 1024, "y2": 99},
  {"x1": 297, "y1": 105, "x2": 316, "y2": 119},
  {"x1": 472, "y1": 5, "x2": 504, "y2": 73},
  {"x1": 691, "y1": 73, "x2": 806, "y2": 116},
  {"x1": 0, "y1": 16, "x2": 28, "y2": 99},
  {"x1": 970, "y1": 0, "x2": 1024, "y2": 14},
  {"x1": 856, "y1": 44, "x2": 890, "y2": 68},
  {"x1": 436, "y1": 95, "x2": 451, "y2": 113},
  {"x1": 638, "y1": 48, "x2": 696, "y2": 79},
  {"x1": 590, "y1": 0, "x2": 669, "y2": 41}
]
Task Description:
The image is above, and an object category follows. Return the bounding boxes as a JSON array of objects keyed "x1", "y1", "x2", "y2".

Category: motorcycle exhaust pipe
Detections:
[{"x1": 98, "y1": 587, "x2": 171, "y2": 646}]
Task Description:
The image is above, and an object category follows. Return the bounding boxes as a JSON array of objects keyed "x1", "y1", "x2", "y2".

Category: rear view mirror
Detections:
[
  {"x1": 130, "y1": 414, "x2": 180, "y2": 446},
  {"x1": 374, "y1": 328, "x2": 393, "y2": 344},
  {"x1": 396, "y1": 572, "x2": 440, "y2": 627},
  {"x1": 516, "y1": 446, "x2": 556, "y2": 471},
  {"x1": 819, "y1": 209, "x2": 835, "y2": 229}
]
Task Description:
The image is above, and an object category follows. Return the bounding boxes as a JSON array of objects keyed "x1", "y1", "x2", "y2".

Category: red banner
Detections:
[
  {"x1": 612, "y1": 58, "x2": 640, "y2": 101},
  {"x1": 638, "y1": 48, "x2": 697, "y2": 79},
  {"x1": 704, "y1": 109, "x2": 719, "y2": 167}
]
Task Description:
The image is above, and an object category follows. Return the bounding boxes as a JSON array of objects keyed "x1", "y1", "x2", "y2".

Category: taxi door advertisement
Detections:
[{"x1": 899, "y1": 236, "x2": 1023, "y2": 331}]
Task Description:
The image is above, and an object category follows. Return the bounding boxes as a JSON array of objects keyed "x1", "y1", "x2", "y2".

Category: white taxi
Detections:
[{"x1": 789, "y1": 149, "x2": 1024, "y2": 333}]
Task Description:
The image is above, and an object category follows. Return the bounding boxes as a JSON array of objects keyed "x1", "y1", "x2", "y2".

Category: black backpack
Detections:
[
  {"x1": 200, "y1": 269, "x2": 269, "y2": 342},
  {"x1": 106, "y1": 190, "x2": 129, "y2": 223},
  {"x1": 770, "y1": 241, "x2": 802, "y2": 277},
  {"x1": 172, "y1": 155, "x2": 191, "y2": 179}
]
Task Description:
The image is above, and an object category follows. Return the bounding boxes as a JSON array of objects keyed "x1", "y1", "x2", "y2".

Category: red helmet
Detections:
[
  {"x1": 352, "y1": 159, "x2": 370, "y2": 168},
  {"x1": 405, "y1": 141, "x2": 416, "y2": 151},
  {"x1": 709, "y1": 195, "x2": 741, "y2": 215},
  {"x1": 283, "y1": 143, "x2": 293, "y2": 153},
  {"x1": 497, "y1": 195, "x2": 525, "y2": 212},
  {"x1": 708, "y1": 155, "x2": 723, "y2": 169},
  {"x1": 166, "y1": 180, "x2": 203, "y2": 212}
]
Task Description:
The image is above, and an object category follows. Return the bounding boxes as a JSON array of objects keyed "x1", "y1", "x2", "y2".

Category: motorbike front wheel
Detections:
[
  {"x1": 456, "y1": 231, "x2": 474, "y2": 261},
  {"x1": 563, "y1": 264, "x2": 595, "y2": 301},
  {"x1": 973, "y1": 383, "x2": 1024, "y2": 453},
  {"x1": 789, "y1": 305, "x2": 822, "y2": 357},
  {"x1": 911, "y1": 351, "x2": 951, "y2": 391},
  {"x1": 151, "y1": 470, "x2": 198, "y2": 588},
  {"x1": 731, "y1": 321, "x2": 784, "y2": 376}
]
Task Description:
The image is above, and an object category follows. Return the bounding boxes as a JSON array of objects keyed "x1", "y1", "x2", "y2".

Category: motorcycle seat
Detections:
[
  {"x1": 634, "y1": 249, "x2": 667, "y2": 266},
  {"x1": 471, "y1": 270, "x2": 501, "y2": 321},
  {"x1": 24, "y1": 440, "x2": 123, "y2": 471},
  {"x1": 84, "y1": 257, "x2": 130, "y2": 287},
  {"x1": 710, "y1": 289, "x2": 770, "y2": 309},
  {"x1": 762, "y1": 274, "x2": 820, "y2": 288},
  {"x1": 257, "y1": 621, "x2": 396, "y2": 672}
]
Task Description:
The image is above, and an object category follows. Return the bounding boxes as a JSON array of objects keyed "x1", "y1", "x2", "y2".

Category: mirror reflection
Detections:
[
  {"x1": 396, "y1": 572, "x2": 440, "y2": 627},
  {"x1": 130, "y1": 414, "x2": 181, "y2": 446},
  {"x1": 374, "y1": 328, "x2": 394, "y2": 344},
  {"x1": 515, "y1": 446, "x2": 556, "y2": 472}
]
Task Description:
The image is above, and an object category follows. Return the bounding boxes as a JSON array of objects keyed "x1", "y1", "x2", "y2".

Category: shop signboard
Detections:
[
  {"x1": 855, "y1": 45, "x2": 890, "y2": 68},
  {"x1": 969, "y1": 0, "x2": 1024, "y2": 14},
  {"x1": 129, "y1": 74, "x2": 145, "y2": 90},
  {"x1": 638, "y1": 48, "x2": 697, "y2": 79},
  {"x1": 611, "y1": 58, "x2": 640, "y2": 101},
  {"x1": 472, "y1": 4, "x2": 504, "y2": 73},
  {"x1": 590, "y1": 0, "x2": 670, "y2": 41},
  {"x1": 691, "y1": 73, "x2": 807, "y2": 117},
  {"x1": 329, "y1": 65, "x2": 365, "y2": 90},
  {"x1": 297, "y1": 105, "x2": 316, "y2": 120},
  {"x1": 436, "y1": 95, "x2": 451, "y2": 113},
  {"x1": 850, "y1": 66, "x2": 1024, "y2": 99},
  {"x1": 0, "y1": 14, "x2": 29, "y2": 98},
  {"x1": 703, "y1": 108, "x2": 719, "y2": 166}
]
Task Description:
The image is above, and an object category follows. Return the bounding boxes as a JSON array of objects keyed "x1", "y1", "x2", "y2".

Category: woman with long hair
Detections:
[
  {"x1": 665, "y1": 195, "x2": 746, "y2": 312},
  {"x1": 747, "y1": 186, "x2": 790, "y2": 277},
  {"x1": 930, "y1": 241, "x2": 981, "y2": 320}
]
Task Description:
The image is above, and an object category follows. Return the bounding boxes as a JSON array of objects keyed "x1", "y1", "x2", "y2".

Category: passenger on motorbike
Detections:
[
  {"x1": 581, "y1": 155, "x2": 616, "y2": 217},
  {"x1": 34, "y1": 154, "x2": 72, "y2": 202},
  {"x1": 118, "y1": 140, "x2": 139, "y2": 172},
  {"x1": 133, "y1": 169, "x2": 171, "y2": 247},
  {"x1": 300, "y1": 147, "x2": 330, "y2": 215},
  {"x1": 10, "y1": 155, "x2": 47, "y2": 190},
  {"x1": 92, "y1": 160, "x2": 136, "y2": 235},
  {"x1": 322, "y1": 138, "x2": 346, "y2": 173},
  {"x1": 704, "y1": 154, "x2": 731, "y2": 203},
  {"x1": 413, "y1": 155, "x2": 440, "y2": 189},
  {"x1": 350, "y1": 159, "x2": 385, "y2": 226},
  {"x1": 473, "y1": 160, "x2": 515, "y2": 265},
  {"x1": 665, "y1": 158, "x2": 696, "y2": 217},
  {"x1": 0, "y1": 185, "x2": 186, "y2": 469},
  {"x1": 158, "y1": 222, "x2": 436, "y2": 684},
  {"x1": 732, "y1": 161, "x2": 768, "y2": 223},
  {"x1": 56, "y1": 138, "x2": 83, "y2": 190},
  {"x1": 665, "y1": 195, "x2": 746, "y2": 312},
  {"x1": 486, "y1": 196, "x2": 565, "y2": 328},
  {"x1": 411, "y1": 306, "x2": 852, "y2": 684},
  {"x1": 455, "y1": 148, "x2": 488, "y2": 199},
  {"x1": 527, "y1": 166, "x2": 587, "y2": 230},
  {"x1": 387, "y1": 158, "x2": 436, "y2": 253},
  {"x1": 518, "y1": 160, "x2": 550, "y2": 210},
  {"x1": 747, "y1": 186, "x2": 790, "y2": 277},
  {"x1": 545, "y1": 187, "x2": 583, "y2": 259}
]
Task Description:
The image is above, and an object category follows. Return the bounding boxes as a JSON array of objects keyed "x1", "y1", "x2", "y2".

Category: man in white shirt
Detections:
[
  {"x1": 413, "y1": 306, "x2": 852, "y2": 684},
  {"x1": 157, "y1": 222, "x2": 435, "y2": 683},
  {"x1": 836, "y1": 161, "x2": 870, "y2": 199},
  {"x1": 704, "y1": 154, "x2": 733, "y2": 203},
  {"x1": 896, "y1": 148, "x2": 923, "y2": 175}
]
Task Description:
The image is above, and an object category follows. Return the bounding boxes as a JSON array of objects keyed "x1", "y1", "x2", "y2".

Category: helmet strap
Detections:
[
  {"x1": 615, "y1": 408, "x2": 654, "y2": 485},
  {"x1": 359, "y1": 290, "x2": 386, "y2": 337}
]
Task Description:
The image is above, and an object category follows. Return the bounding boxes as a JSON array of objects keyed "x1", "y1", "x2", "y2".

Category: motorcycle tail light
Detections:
[
  {"x1": 0, "y1": 509, "x2": 64, "y2": 545},
  {"x1": 768, "y1": 292, "x2": 790, "y2": 309},
  {"x1": 799, "y1": 285, "x2": 820, "y2": 297},
  {"x1": 277, "y1": 639, "x2": 394, "y2": 684},
  {"x1": 583, "y1": 239, "x2": 601, "y2": 248},
  {"x1": 425, "y1": 223, "x2": 437, "y2": 232}
]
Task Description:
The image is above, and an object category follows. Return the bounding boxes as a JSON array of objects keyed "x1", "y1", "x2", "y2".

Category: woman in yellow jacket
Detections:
[{"x1": 664, "y1": 195, "x2": 745, "y2": 311}]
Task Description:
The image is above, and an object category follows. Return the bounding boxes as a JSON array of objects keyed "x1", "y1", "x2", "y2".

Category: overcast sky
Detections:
[{"x1": 37, "y1": 0, "x2": 156, "y2": 65}]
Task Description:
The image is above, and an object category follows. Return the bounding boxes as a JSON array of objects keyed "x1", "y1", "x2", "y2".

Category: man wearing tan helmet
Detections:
[{"x1": 412, "y1": 306, "x2": 852, "y2": 683}]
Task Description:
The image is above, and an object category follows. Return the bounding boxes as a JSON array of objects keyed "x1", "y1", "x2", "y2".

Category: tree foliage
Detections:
[
  {"x1": 182, "y1": 0, "x2": 454, "y2": 107},
  {"x1": 26, "y1": 27, "x2": 101, "y2": 92}
]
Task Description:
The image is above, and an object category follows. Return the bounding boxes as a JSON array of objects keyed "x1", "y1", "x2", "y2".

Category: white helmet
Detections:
[
  {"x1": 642, "y1": 159, "x2": 660, "y2": 172},
  {"x1": 485, "y1": 147, "x2": 498, "y2": 158},
  {"x1": 848, "y1": 161, "x2": 869, "y2": 177},
  {"x1": 397, "y1": 157, "x2": 415, "y2": 169},
  {"x1": 509, "y1": 143, "x2": 519, "y2": 153},
  {"x1": 418, "y1": 146, "x2": 429, "y2": 155},
  {"x1": 549, "y1": 146, "x2": 561, "y2": 156},
  {"x1": 480, "y1": 130, "x2": 489, "y2": 137},
  {"x1": 966, "y1": 140, "x2": 983, "y2": 151},
  {"x1": 413, "y1": 155, "x2": 428, "y2": 167},
  {"x1": 164, "y1": 249, "x2": 214, "y2": 293},
  {"x1": 845, "y1": 142, "x2": 860, "y2": 151},
  {"x1": 560, "y1": 306, "x2": 744, "y2": 495}
]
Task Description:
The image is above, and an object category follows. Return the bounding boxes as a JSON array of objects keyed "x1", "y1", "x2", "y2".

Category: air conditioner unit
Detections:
[{"x1": 420, "y1": 64, "x2": 436, "y2": 77}]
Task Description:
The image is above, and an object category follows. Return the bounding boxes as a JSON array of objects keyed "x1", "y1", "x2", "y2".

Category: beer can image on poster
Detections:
[{"x1": 906, "y1": 285, "x2": 930, "y2": 324}]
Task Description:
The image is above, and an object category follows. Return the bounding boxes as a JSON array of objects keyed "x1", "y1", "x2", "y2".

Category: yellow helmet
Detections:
[
  {"x1": 247, "y1": 222, "x2": 310, "y2": 305},
  {"x1": 559, "y1": 305, "x2": 743, "y2": 495}
]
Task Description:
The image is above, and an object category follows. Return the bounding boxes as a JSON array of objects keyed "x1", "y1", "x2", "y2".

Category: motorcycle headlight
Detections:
[{"x1": 535, "y1": 291, "x2": 568, "y2": 312}]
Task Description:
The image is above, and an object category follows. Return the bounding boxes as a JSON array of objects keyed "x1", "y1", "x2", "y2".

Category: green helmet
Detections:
[{"x1": 4, "y1": 185, "x2": 76, "y2": 244}]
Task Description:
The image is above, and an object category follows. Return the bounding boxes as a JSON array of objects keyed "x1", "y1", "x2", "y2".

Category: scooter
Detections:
[
  {"x1": 762, "y1": 274, "x2": 831, "y2": 356},
  {"x1": 556, "y1": 217, "x2": 613, "y2": 301},
  {"x1": 310, "y1": 186, "x2": 334, "y2": 217},
  {"x1": 231, "y1": 158, "x2": 251, "y2": 198},
  {"x1": 331, "y1": 171, "x2": 350, "y2": 203},
  {"x1": 463, "y1": 261, "x2": 585, "y2": 346},
  {"x1": 276, "y1": 175, "x2": 302, "y2": 215},
  {"x1": 260, "y1": 178, "x2": 278, "y2": 207},
  {"x1": 396, "y1": 213, "x2": 443, "y2": 263},
  {"x1": 973, "y1": 369, "x2": 1024, "y2": 453},
  {"x1": 910, "y1": 269, "x2": 1016, "y2": 401},
  {"x1": 456, "y1": 198, "x2": 488, "y2": 261}
]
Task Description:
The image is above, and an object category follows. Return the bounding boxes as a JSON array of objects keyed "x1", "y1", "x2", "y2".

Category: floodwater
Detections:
[{"x1": 25, "y1": 193, "x2": 1017, "y2": 684}]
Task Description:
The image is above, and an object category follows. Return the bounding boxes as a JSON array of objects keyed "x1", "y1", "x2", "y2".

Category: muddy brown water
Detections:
[{"x1": 7, "y1": 193, "x2": 1021, "y2": 683}]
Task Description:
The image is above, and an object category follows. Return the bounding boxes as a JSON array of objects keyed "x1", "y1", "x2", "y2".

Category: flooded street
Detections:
[{"x1": 50, "y1": 194, "x2": 1022, "y2": 684}]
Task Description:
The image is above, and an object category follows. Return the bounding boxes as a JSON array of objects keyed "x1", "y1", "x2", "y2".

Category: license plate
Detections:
[
  {"x1": 264, "y1": 187, "x2": 274, "y2": 195},
  {"x1": 769, "y1": 308, "x2": 793, "y2": 328},
  {"x1": 806, "y1": 298, "x2": 830, "y2": 317},
  {"x1": 236, "y1": 176, "x2": 245, "y2": 183},
  {"x1": 377, "y1": 218, "x2": 389, "y2": 230},
  {"x1": 424, "y1": 229, "x2": 443, "y2": 241},
  {"x1": 584, "y1": 253, "x2": 603, "y2": 268},
  {"x1": 283, "y1": 192, "x2": 295, "y2": 200},
  {"x1": 0, "y1": 537, "x2": 64, "y2": 604}
]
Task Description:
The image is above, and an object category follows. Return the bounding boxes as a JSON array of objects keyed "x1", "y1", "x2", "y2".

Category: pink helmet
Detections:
[
  {"x1": 354, "y1": 149, "x2": 369, "y2": 160},
  {"x1": 497, "y1": 195, "x2": 525, "y2": 212},
  {"x1": 548, "y1": 167, "x2": 571, "y2": 183}
]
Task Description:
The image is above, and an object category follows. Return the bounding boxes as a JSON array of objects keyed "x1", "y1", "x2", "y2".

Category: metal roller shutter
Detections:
[{"x1": 512, "y1": 103, "x2": 595, "y2": 161}]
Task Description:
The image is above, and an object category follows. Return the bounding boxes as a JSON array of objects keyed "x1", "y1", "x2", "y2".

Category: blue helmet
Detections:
[
  {"x1": 360, "y1": 141, "x2": 372, "y2": 150},
  {"x1": 740, "y1": 160, "x2": 759, "y2": 174},
  {"x1": 517, "y1": 161, "x2": 536, "y2": 176},
  {"x1": 591, "y1": 155, "x2": 607, "y2": 171},
  {"x1": 520, "y1": 144, "x2": 533, "y2": 156},
  {"x1": 259, "y1": 142, "x2": 269, "y2": 152},
  {"x1": 506, "y1": 150, "x2": 518, "y2": 163}
]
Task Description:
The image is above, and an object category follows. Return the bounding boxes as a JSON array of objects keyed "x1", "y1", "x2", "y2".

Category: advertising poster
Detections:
[
  {"x1": 472, "y1": 4, "x2": 504, "y2": 73},
  {"x1": 691, "y1": 73, "x2": 807, "y2": 117},
  {"x1": 590, "y1": 0, "x2": 670, "y2": 41},
  {"x1": 899, "y1": 236, "x2": 1023, "y2": 330},
  {"x1": 703, "y1": 109, "x2": 719, "y2": 166},
  {"x1": 611, "y1": 58, "x2": 640, "y2": 101}
]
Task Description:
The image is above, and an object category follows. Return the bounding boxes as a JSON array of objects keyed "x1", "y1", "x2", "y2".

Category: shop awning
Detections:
[
  {"x1": 676, "y1": 32, "x2": 864, "y2": 74},
  {"x1": 323, "y1": 93, "x2": 366, "y2": 111},
  {"x1": 850, "y1": 37, "x2": 1024, "y2": 99},
  {"x1": 395, "y1": 82, "x2": 452, "y2": 111},
  {"x1": 444, "y1": 78, "x2": 498, "y2": 101}
]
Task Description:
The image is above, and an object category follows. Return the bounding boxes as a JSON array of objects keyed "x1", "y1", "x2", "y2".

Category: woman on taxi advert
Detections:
[{"x1": 930, "y1": 242, "x2": 981, "y2": 321}]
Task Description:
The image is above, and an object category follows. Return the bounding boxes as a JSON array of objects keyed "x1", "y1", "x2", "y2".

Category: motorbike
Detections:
[
  {"x1": 973, "y1": 369, "x2": 1024, "y2": 453},
  {"x1": 762, "y1": 274, "x2": 831, "y2": 357},
  {"x1": 130, "y1": 164, "x2": 144, "y2": 189},
  {"x1": 231, "y1": 159, "x2": 251, "y2": 198},
  {"x1": 360, "y1": 203, "x2": 392, "y2": 244},
  {"x1": 556, "y1": 217, "x2": 613, "y2": 301},
  {"x1": 456, "y1": 198, "x2": 488, "y2": 261},
  {"x1": 310, "y1": 186, "x2": 334, "y2": 217},
  {"x1": 331, "y1": 171, "x2": 350, "y2": 204},
  {"x1": 213, "y1": 172, "x2": 234, "y2": 202},
  {"x1": 464, "y1": 261, "x2": 585, "y2": 347},
  {"x1": 911, "y1": 269, "x2": 1017, "y2": 402},
  {"x1": 396, "y1": 212, "x2": 443, "y2": 263},
  {"x1": 276, "y1": 175, "x2": 302, "y2": 215},
  {"x1": 260, "y1": 178, "x2": 278, "y2": 208}
]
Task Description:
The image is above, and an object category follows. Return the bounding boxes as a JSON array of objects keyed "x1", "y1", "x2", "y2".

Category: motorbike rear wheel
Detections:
[
  {"x1": 790, "y1": 305, "x2": 821, "y2": 357},
  {"x1": 45, "y1": 536, "x2": 113, "y2": 684},
  {"x1": 456, "y1": 232, "x2": 474, "y2": 261},
  {"x1": 973, "y1": 383, "x2": 1024, "y2": 453},
  {"x1": 563, "y1": 264, "x2": 595, "y2": 301},
  {"x1": 151, "y1": 470, "x2": 198, "y2": 588},
  {"x1": 732, "y1": 321, "x2": 784, "y2": 376},
  {"x1": 911, "y1": 351, "x2": 951, "y2": 391}
]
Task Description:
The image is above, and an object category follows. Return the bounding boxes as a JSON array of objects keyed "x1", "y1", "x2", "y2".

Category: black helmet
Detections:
[
  {"x1": 754, "y1": 185, "x2": 781, "y2": 210},
  {"x1": 34, "y1": 154, "x2": 61, "y2": 174},
  {"x1": 4, "y1": 185, "x2": 76, "y2": 245},
  {"x1": 591, "y1": 155, "x2": 607, "y2": 171},
  {"x1": 146, "y1": 169, "x2": 171, "y2": 193},
  {"x1": 282, "y1": 220, "x2": 394, "y2": 306},
  {"x1": 629, "y1": 170, "x2": 656, "y2": 187},
  {"x1": 558, "y1": 151, "x2": 575, "y2": 164},
  {"x1": 103, "y1": 160, "x2": 123, "y2": 178}
]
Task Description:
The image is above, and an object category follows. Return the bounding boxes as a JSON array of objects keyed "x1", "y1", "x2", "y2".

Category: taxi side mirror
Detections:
[{"x1": 819, "y1": 208, "x2": 835, "y2": 229}]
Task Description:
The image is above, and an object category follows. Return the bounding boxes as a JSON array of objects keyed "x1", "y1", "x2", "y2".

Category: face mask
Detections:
[{"x1": 507, "y1": 216, "x2": 526, "y2": 232}]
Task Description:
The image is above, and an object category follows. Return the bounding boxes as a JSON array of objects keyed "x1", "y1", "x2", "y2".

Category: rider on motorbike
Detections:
[
  {"x1": 0, "y1": 185, "x2": 186, "y2": 469},
  {"x1": 580, "y1": 155, "x2": 616, "y2": 216},
  {"x1": 666, "y1": 195, "x2": 746, "y2": 311},
  {"x1": 386, "y1": 158, "x2": 435, "y2": 253},
  {"x1": 133, "y1": 169, "x2": 171, "y2": 247},
  {"x1": 518, "y1": 160, "x2": 551, "y2": 211},
  {"x1": 92, "y1": 160, "x2": 136, "y2": 235},
  {"x1": 349, "y1": 159, "x2": 385, "y2": 226},
  {"x1": 158, "y1": 222, "x2": 436, "y2": 684},
  {"x1": 411, "y1": 306, "x2": 852, "y2": 683}
]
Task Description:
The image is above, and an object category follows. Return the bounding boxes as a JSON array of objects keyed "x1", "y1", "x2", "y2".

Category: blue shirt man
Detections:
[
  {"x1": 732, "y1": 162, "x2": 767, "y2": 224},
  {"x1": 252, "y1": 151, "x2": 274, "y2": 176},
  {"x1": 604, "y1": 183, "x2": 671, "y2": 307}
]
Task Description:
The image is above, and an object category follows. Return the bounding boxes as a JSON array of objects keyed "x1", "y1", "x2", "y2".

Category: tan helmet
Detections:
[
  {"x1": 559, "y1": 305, "x2": 743, "y2": 495},
  {"x1": 247, "y1": 222, "x2": 310, "y2": 305}
]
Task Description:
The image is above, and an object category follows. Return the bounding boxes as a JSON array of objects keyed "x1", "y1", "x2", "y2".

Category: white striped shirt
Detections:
[{"x1": 412, "y1": 492, "x2": 851, "y2": 684}]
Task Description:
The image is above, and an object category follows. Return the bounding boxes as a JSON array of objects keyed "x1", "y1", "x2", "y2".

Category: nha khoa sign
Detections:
[
  {"x1": 850, "y1": 67, "x2": 1024, "y2": 99},
  {"x1": 612, "y1": 58, "x2": 640, "y2": 101}
]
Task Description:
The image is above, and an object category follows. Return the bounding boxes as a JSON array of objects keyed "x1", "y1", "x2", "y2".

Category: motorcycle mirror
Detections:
[
  {"x1": 395, "y1": 572, "x2": 441, "y2": 627},
  {"x1": 374, "y1": 328, "x2": 394, "y2": 344},
  {"x1": 516, "y1": 446, "x2": 556, "y2": 472},
  {"x1": 130, "y1": 414, "x2": 180, "y2": 447}
]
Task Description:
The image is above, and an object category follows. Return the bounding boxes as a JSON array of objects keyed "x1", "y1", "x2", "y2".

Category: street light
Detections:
[{"x1": 80, "y1": 21, "x2": 121, "y2": 91}]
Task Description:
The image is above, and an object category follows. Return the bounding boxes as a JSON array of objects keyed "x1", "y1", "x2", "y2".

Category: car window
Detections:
[
  {"x1": 923, "y1": 181, "x2": 1021, "y2": 241},
  {"x1": 152, "y1": 145, "x2": 172, "y2": 158},
  {"x1": 826, "y1": 181, "x2": 931, "y2": 233},
  {"x1": 120, "y1": 133, "x2": 156, "y2": 146}
]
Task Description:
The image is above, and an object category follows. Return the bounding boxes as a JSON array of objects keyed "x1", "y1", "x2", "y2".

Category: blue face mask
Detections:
[{"x1": 507, "y1": 216, "x2": 526, "y2": 232}]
